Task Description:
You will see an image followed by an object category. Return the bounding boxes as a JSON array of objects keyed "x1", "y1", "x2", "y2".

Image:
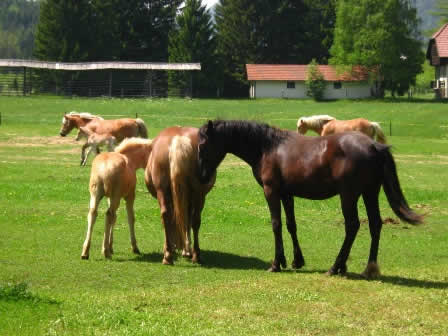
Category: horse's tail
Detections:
[
  {"x1": 135, "y1": 118, "x2": 148, "y2": 139},
  {"x1": 371, "y1": 122, "x2": 387, "y2": 144},
  {"x1": 376, "y1": 143, "x2": 423, "y2": 225},
  {"x1": 168, "y1": 135, "x2": 193, "y2": 249}
]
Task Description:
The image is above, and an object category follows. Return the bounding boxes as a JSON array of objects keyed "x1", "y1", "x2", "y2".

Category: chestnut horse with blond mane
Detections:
[
  {"x1": 145, "y1": 126, "x2": 216, "y2": 265},
  {"x1": 59, "y1": 111, "x2": 148, "y2": 162},
  {"x1": 297, "y1": 115, "x2": 387, "y2": 144},
  {"x1": 81, "y1": 137, "x2": 152, "y2": 260}
]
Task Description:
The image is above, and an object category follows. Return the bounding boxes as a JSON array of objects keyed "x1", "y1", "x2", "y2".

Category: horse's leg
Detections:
[
  {"x1": 190, "y1": 194, "x2": 206, "y2": 264},
  {"x1": 125, "y1": 195, "x2": 141, "y2": 255},
  {"x1": 361, "y1": 187, "x2": 383, "y2": 279},
  {"x1": 264, "y1": 185, "x2": 286, "y2": 272},
  {"x1": 81, "y1": 143, "x2": 89, "y2": 166},
  {"x1": 281, "y1": 195, "x2": 305, "y2": 269},
  {"x1": 157, "y1": 190, "x2": 175, "y2": 265},
  {"x1": 327, "y1": 192, "x2": 360, "y2": 276},
  {"x1": 103, "y1": 197, "x2": 120, "y2": 258},
  {"x1": 182, "y1": 222, "x2": 192, "y2": 259},
  {"x1": 81, "y1": 192, "x2": 103, "y2": 259}
]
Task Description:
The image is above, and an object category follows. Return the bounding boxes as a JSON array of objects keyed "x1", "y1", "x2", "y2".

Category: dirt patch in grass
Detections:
[{"x1": 0, "y1": 136, "x2": 78, "y2": 147}]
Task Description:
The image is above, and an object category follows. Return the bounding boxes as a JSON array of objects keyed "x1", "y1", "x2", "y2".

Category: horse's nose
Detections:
[{"x1": 60, "y1": 132, "x2": 66, "y2": 137}]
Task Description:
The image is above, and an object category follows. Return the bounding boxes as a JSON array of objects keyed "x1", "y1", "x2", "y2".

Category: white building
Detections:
[
  {"x1": 427, "y1": 23, "x2": 448, "y2": 98},
  {"x1": 246, "y1": 64, "x2": 374, "y2": 100}
]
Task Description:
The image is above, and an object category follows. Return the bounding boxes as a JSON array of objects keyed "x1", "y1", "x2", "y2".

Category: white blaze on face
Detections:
[{"x1": 62, "y1": 116, "x2": 68, "y2": 125}]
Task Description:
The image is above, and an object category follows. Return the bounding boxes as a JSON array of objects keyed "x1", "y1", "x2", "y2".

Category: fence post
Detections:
[
  {"x1": 389, "y1": 121, "x2": 392, "y2": 136},
  {"x1": 23, "y1": 67, "x2": 26, "y2": 96}
]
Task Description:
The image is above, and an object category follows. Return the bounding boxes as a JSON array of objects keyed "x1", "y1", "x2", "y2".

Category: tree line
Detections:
[{"x1": 2, "y1": 0, "x2": 448, "y2": 97}]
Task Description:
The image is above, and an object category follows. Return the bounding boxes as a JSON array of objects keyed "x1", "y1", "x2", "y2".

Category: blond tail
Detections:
[
  {"x1": 168, "y1": 136, "x2": 193, "y2": 249},
  {"x1": 371, "y1": 122, "x2": 387, "y2": 144}
]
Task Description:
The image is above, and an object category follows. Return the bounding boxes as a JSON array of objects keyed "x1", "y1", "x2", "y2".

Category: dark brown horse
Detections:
[
  {"x1": 197, "y1": 120, "x2": 422, "y2": 278},
  {"x1": 145, "y1": 126, "x2": 216, "y2": 265}
]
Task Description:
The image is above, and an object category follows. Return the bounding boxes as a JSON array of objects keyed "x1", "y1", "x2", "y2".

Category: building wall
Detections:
[{"x1": 250, "y1": 81, "x2": 373, "y2": 99}]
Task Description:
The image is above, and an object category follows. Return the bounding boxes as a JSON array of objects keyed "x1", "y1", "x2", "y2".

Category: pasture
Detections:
[{"x1": 0, "y1": 96, "x2": 448, "y2": 335}]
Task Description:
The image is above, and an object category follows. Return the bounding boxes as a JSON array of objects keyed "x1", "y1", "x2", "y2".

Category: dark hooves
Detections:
[
  {"x1": 291, "y1": 259, "x2": 305, "y2": 269},
  {"x1": 81, "y1": 255, "x2": 89, "y2": 260}
]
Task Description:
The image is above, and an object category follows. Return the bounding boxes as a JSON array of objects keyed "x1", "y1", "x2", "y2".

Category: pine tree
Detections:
[
  {"x1": 214, "y1": 0, "x2": 327, "y2": 97},
  {"x1": 168, "y1": 0, "x2": 217, "y2": 97},
  {"x1": 34, "y1": 0, "x2": 92, "y2": 62}
]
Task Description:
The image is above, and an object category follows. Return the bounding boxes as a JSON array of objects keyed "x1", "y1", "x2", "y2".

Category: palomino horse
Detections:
[
  {"x1": 297, "y1": 115, "x2": 387, "y2": 144},
  {"x1": 78, "y1": 126, "x2": 117, "y2": 166},
  {"x1": 81, "y1": 138, "x2": 153, "y2": 260},
  {"x1": 145, "y1": 126, "x2": 216, "y2": 265},
  {"x1": 59, "y1": 111, "x2": 148, "y2": 161},
  {"x1": 197, "y1": 120, "x2": 422, "y2": 278},
  {"x1": 296, "y1": 115, "x2": 335, "y2": 135}
]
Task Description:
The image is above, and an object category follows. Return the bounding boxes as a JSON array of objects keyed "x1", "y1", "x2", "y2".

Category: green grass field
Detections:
[{"x1": 0, "y1": 96, "x2": 447, "y2": 335}]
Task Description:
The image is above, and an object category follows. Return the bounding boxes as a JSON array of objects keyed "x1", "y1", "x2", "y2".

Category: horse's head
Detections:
[
  {"x1": 197, "y1": 120, "x2": 225, "y2": 184},
  {"x1": 297, "y1": 118, "x2": 306, "y2": 134},
  {"x1": 59, "y1": 114, "x2": 77, "y2": 137}
]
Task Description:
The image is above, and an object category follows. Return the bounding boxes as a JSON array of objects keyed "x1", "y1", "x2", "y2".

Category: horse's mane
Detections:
[
  {"x1": 298, "y1": 115, "x2": 335, "y2": 128},
  {"x1": 211, "y1": 120, "x2": 289, "y2": 151},
  {"x1": 67, "y1": 111, "x2": 104, "y2": 120},
  {"x1": 115, "y1": 137, "x2": 152, "y2": 153}
]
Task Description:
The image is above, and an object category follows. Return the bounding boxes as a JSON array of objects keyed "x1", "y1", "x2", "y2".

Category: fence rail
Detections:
[{"x1": 0, "y1": 61, "x2": 199, "y2": 98}]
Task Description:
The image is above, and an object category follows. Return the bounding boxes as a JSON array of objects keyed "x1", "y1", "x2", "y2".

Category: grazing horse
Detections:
[
  {"x1": 197, "y1": 120, "x2": 422, "y2": 278},
  {"x1": 298, "y1": 115, "x2": 387, "y2": 144},
  {"x1": 81, "y1": 138, "x2": 153, "y2": 260},
  {"x1": 78, "y1": 126, "x2": 117, "y2": 166},
  {"x1": 59, "y1": 111, "x2": 148, "y2": 161},
  {"x1": 145, "y1": 126, "x2": 216, "y2": 265}
]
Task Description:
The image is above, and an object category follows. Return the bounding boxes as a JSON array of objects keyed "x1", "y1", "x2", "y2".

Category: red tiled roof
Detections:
[
  {"x1": 246, "y1": 64, "x2": 369, "y2": 82},
  {"x1": 431, "y1": 23, "x2": 448, "y2": 58}
]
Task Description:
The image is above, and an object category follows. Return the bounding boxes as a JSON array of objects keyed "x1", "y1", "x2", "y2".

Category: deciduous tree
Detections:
[{"x1": 330, "y1": 0, "x2": 424, "y2": 97}]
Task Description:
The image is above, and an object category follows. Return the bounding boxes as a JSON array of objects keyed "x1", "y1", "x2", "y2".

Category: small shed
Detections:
[
  {"x1": 246, "y1": 64, "x2": 374, "y2": 99},
  {"x1": 426, "y1": 23, "x2": 448, "y2": 98}
]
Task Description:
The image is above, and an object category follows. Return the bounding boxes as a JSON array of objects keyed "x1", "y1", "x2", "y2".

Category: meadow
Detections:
[{"x1": 0, "y1": 95, "x2": 447, "y2": 335}]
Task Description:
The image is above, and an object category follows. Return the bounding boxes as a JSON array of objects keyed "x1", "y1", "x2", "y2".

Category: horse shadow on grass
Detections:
[
  {"x1": 116, "y1": 253, "x2": 448, "y2": 289},
  {"x1": 284, "y1": 268, "x2": 448, "y2": 290},
  {"x1": 121, "y1": 249, "x2": 270, "y2": 270}
]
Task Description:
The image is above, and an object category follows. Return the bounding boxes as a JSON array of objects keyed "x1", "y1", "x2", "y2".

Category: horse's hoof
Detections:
[
  {"x1": 361, "y1": 263, "x2": 381, "y2": 280},
  {"x1": 132, "y1": 247, "x2": 141, "y2": 255},
  {"x1": 326, "y1": 265, "x2": 347, "y2": 276},
  {"x1": 162, "y1": 258, "x2": 174, "y2": 265},
  {"x1": 192, "y1": 254, "x2": 201, "y2": 264},
  {"x1": 291, "y1": 259, "x2": 305, "y2": 269},
  {"x1": 268, "y1": 261, "x2": 281, "y2": 272},
  {"x1": 267, "y1": 266, "x2": 281, "y2": 272},
  {"x1": 81, "y1": 255, "x2": 89, "y2": 260}
]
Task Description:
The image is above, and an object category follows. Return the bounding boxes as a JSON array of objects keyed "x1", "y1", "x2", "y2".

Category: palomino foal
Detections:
[
  {"x1": 78, "y1": 126, "x2": 117, "y2": 166},
  {"x1": 81, "y1": 137, "x2": 152, "y2": 259}
]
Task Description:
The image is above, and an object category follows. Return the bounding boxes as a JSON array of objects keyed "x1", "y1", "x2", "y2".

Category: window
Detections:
[
  {"x1": 286, "y1": 81, "x2": 295, "y2": 89},
  {"x1": 333, "y1": 82, "x2": 342, "y2": 89}
]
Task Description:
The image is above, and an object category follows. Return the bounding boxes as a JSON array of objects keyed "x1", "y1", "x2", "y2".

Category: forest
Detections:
[{"x1": 0, "y1": 0, "x2": 445, "y2": 97}]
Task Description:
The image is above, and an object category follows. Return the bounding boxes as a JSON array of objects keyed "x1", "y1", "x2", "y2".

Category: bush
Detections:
[{"x1": 306, "y1": 59, "x2": 326, "y2": 101}]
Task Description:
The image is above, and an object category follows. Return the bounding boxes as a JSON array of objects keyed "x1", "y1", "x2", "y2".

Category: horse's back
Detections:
[
  {"x1": 87, "y1": 118, "x2": 142, "y2": 141},
  {"x1": 273, "y1": 132, "x2": 382, "y2": 199},
  {"x1": 90, "y1": 152, "x2": 132, "y2": 197}
]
